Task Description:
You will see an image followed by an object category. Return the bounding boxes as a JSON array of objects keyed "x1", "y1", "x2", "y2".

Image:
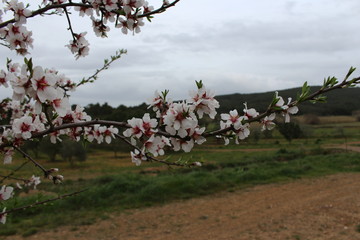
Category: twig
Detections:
[
  {"x1": 0, "y1": 174, "x2": 28, "y2": 183},
  {"x1": 0, "y1": 1, "x2": 181, "y2": 29},
  {"x1": 64, "y1": 7, "x2": 77, "y2": 42},
  {"x1": 138, "y1": 0, "x2": 181, "y2": 18},
  {"x1": 115, "y1": 133, "x2": 194, "y2": 167},
  {"x1": 13, "y1": 146, "x2": 48, "y2": 176},
  {"x1": 77, "y1": 49, "x2": 127, "y2": 87},
  {"x1": 31, "y1": 119, "x2": 130, "y2": 138},
  {"x1": 1, "y1": 189, "x2": 89, "y2": 216},
  {"x1": 0, "y1": 160, "x2": 29, "y2": 184}
]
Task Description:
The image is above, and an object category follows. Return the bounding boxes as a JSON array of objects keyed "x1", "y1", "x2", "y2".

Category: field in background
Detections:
[{"x1": 0, "y1": 115, "x2": 360, "y2": 237}]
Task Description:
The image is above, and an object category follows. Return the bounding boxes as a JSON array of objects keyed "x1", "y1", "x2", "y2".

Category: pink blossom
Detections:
[
  {"x1": 234, "y1": 123, "x2": 250, "y2": 142},
  {"x1": 0, "y1": 185, "x2": 14, "y2": 201},
  {"x1": 31, "y1": 66, "x2": 57, "y2": 103},
  {"x1": 123, "y1": 118, "x2": 144, "y2": 138},
  {"x1": 171, "y1": 138, "x2": 194, "y2": 152},
  {"x1": 3, "y1": 147, "x2": 14, "y2": 164},
  {"x1": 0, "y1": 208, "x2": 7, "y2": 224},
  {"x1": 261, "y1": 113, "x2": 276, "y2": 131},
  {"x1": 143, "y1": 1, "x2": 154, "y2": 13},
  {"x1": 5, "y1": 23, "x2": 33, "y2": 54},
  {"x1": 243, "y1": 103, "x2": 259, "y2": 119},
  {"x1": 282, "y1": 98, "x2": 299, "y2": 123},
  {"x1": 0, "y1": 70, "x2": 8, "y2": 88},
  {"x1": 74, "y1": 5, "x2": 94, "y2": 17},
  {"x1": 51, "y1": 89, "x2": 70, "y2": 117},
  {"x1": 147, "y1": 90, "x2": 170, "y2": 117},
  {"x1": 123, "y1": 0, "x2": 145, "y2": 15},
  {"x1": 189, "y1": 86, "x2": 219, "y2": 119},
  {"x1": 144, "y1": 135, "x2": 170, "y2": 157},
  {"x1": 123, "y1": 113, "x2": 157, "y2": 138},
  {"x1": 12, "y1": 115, "x2": 35, "y2": 139},
  {"x1": 91, "y1": 17, "x2": 110, "y2": 37},
  {"x1": 220, "y1": 110, "x2": 244, "y2": 130},
  {"x1": 25, "y1": 175, "x2": 41, "y2": 189},
  {"x1": 86, "y1": 124, "x2": 106, "y2": 144},
  {"x1": 6, "y1": 0, "x2": 31, "y2": 24},
  {"x1": 49, "y1": 130, "x2": 65, "y2": 144},
  {"x1": 66, "y1": 32, "x2": 90, "y2": 59},
  {"x1": 103, "y1": 126, "x2": 119, "y2": 144},
  {"x1": 130, "y1": 149, "x2": 146, "y2": 166},
  {"x1": 274, "y1": 93, "x2": 299, "y2": 123},
  {"x1": 163, "y1": 102, "x2": 197, "y2": 137}
]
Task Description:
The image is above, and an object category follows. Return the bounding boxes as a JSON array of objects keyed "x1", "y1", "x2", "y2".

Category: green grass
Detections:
[{"x1": 1, "y1": 147, "x2": 360, "y2": 236}]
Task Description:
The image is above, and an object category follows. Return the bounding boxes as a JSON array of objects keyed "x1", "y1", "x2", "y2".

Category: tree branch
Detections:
[
  {"x1": 13, "y1": 146, "x2": 48, "y2": 176},
  {"x1": 0, "y1": 1, "x2": 181, "y2": 29},
  {"x1": 1, "y1": 189, "x2": 88, "y2": 216},
  {"x1": 0, "y1": 160, "x2": 29, "y2": 184}
]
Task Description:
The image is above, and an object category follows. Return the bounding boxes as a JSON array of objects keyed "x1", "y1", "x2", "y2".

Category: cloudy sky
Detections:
[{"x1": 1, "y1": 0, "x2": 359, "y2": 107}]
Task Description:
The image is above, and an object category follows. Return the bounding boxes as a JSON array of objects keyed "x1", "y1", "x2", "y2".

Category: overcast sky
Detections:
[{"x1": 1, "y1": 0, "x2": 359, "y2": 107}]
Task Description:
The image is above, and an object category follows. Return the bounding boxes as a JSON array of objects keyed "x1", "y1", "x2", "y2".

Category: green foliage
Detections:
[
  {"x1": 39, "y1": 137, "x2": 61, "y2": 162},
  {"x1": 84, "y1": 102, "x2": 149, "y2": 122},
  {"x1": 59, "y1": 139, "x2": 87, "y2": 165},
  {"x1": 277, "y1": 122, "x2": 304, "y2": 142}
]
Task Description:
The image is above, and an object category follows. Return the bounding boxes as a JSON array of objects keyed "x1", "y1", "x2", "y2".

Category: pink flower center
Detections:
[
  {"x1": 53, "y1": 99, "x2": 61, "y2": 108},
  {"x1": 133, "y1": 126, "x2": 141, "y2": 135},
  {"x1": 36, "y1": 77, "x2": 49, "y2": 91},
  {"x1": 143, "y1": 121, "x2": 151, "y2": 130},
  {"x1": 230, "y1": 115, "x2": 238, "y2": 123},
  {"x1": 21, "y1": 122, "x2": 30, "y2": 132}
]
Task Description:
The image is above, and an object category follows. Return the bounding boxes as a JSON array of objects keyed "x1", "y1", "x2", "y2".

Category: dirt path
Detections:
[
  {"x1": 8, "y1": 172, "x2": 360, "y2": 240},
  {"x1": 326, "y1": 141, "x2": 360, "y2": 153}
]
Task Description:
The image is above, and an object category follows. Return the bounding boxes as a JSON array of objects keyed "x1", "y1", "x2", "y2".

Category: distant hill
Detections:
[
  {"x1": 216, "y1": 86, "x2": 360, "y2": 116},
  {"x1": 84, "y1": 87, "x2": 360, "y2": 121}
]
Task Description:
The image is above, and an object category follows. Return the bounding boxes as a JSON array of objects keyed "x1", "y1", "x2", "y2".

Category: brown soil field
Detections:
[{"x1": 7, "y1": 172, "x2": 360, "y2": 240}]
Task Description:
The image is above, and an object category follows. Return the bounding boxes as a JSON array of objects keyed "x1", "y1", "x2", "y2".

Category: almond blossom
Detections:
[
  {"x1": 0, "y1": 185, "x2": 14, "y2": 201},
  {"x1": 12, "y1": 115, "x2": 35, "y2": 140},
  {"x1": 66, "y1": 32, "x2": 90, "y2": 59},
  {"x1": 130, "y1": 149, "x2": 147, "y2": 166},
  {"x1": 4, "y1": 23, "x2": 33, "y2": 54},
  {"x1": 261, "y1": 113, "x2": 276, "y2": 131},
  {"x1": 123, "y1": 0, "x2": 145, "y2": 15},
  {"x1": 51, "y1": 89, "x2": 70, "y2": 117},
  {"x1": 220, "y1": 109, "x2": 244, "y2": 130},
  {"x1": 163, "y1": 102, "x2": 197, "y2": 138},
  {"x1": 31, "y1": 66, "x2": 57, "y2": 103},
  {"x1": 147, "y1": 90, "x2": 170, "y2": 118},
  {"x1": 274, "y1": 92, "x2": 299, "y2": 123},
  {"x1": 5, "y1": 0, "x2": 32, "y2": 24},
  {"x1": 3, "y1": 147, "x2": 14, "y2": 164},
  {"x1": 0, "y1": 208, "x2": 7, "y2": 224},
  {"x1": 189, "y1": 126, "x2": 206, "y2": 145},
  {"x1": 49, "y1": 130, "x2": 65, "y2": 144},
  {"x1": 0, "y1": 70, "x2": 8, "y2": 88},
  {"x1": 282, "y1": 98, "x2": 299, "y2": 123},
  {"x1": 243, "y1": 103, "x2": 259, "y2": 119},
  {"x1": 103, "y1": 126, "x2": 119, "y2": 144},
  {"x1": 189, "y1": 86, "x2": 219, "y2": 119},
  {"x1": 123, "y1": 113, "x2": 157, "y2": 139},
  {"x1": 171, "y1": 138, "x2": 194, "y2": 152},
  {"x1": 234, "y1": 123, "x2": 250, "y2": 142},
  {"x1": 144, "y1": 135, "x2": 170, "y2": 157},
  {"x1": 25, "y1": 175, "x2": 41, "y2": 189}
]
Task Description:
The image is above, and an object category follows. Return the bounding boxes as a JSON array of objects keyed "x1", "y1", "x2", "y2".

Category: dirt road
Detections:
[{"x1": 8, "y1": 172, "x2": 360, "y2": 240}]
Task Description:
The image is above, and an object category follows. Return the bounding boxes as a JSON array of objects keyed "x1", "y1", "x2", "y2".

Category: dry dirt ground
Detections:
[{"x1": 7, "y1": 172, "x2": 360, "y2": 240}]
